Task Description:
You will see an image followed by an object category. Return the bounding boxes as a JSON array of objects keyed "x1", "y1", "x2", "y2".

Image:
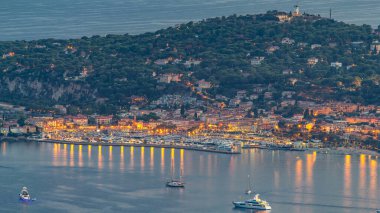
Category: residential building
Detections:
[
  {"x1": 307, "y1": 57, "x2": 319, "y2": 66},
  {"x1": 282, "y1": 69, "x2": 293, "y2": 75},
  {"x1": 266, "y1": 46, "x2": 280, "y2": 54},
  {"x1": 158, "y1": 73, "x2": 183, "y2": 83},
  {"x1": 184, "y1": 59, "x2": 202, "y2": 67},
  {"x1": 251, "y1": 57, "x2": 265, "y2": 66},
  {"x1": 54, "y1": 105, "x2": 67, "y2": 114},
  {"x1": 72, "y1": 115, "x2": 88, "y2": 126},
  {"x1": 281, "y1": 38, "x2": 295, "y2": 45},
  {"x1": 229, "y1": 98, "x2": 241, "y2": 108},
  {"x1": 197, "y1": 79, "x2": 212, "y2": 89},
  {"x1": 276, "y1": 12, "x2": 291, "y2": 22},
  {"x1": 236, "y1": 90, "x2": 247, "y2": 99},
  {"x1": 264, "y1": 92, "x2": 273, "y2": 100},
  {"x1": 330, "y1": 62, "x2": 343, "y2": 69},
  {"x1": 282, "y1": 91, "x2": 296, "y2": 98},
  {"x1": 311, "y1": 44, "x2": 322, "y2": 49},
  {"x1": 154, "y1": 59, "x2": 170, "y2": 65},
  {"x1": 96, "y1": 116, "x2": 113, "y2": 125},
  {"x1": 281, "y1": 100, "x2": 296, "y2": 107}
]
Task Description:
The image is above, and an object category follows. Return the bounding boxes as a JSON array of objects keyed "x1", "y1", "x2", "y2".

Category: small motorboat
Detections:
[{"x1": 19, "y1": 187, "x2": 31, "y2": 201}]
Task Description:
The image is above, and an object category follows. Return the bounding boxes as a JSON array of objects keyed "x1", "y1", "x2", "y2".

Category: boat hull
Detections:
[
  {"x1": 233, "y1": 202, "x2": 271, "y2": 210},
  {"x1": 166, "y1": 182, "x2": 185, "y2": 188},
  {"x1": 19, "y1": 196, "x2": 31, "y2": 202}
]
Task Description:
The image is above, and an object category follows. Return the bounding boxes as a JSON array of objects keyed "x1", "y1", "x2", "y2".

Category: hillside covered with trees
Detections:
[{"x1": 0, "y1": 11, "x2": 379, "y2": 114}]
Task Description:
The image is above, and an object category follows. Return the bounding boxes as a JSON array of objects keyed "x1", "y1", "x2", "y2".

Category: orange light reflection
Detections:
[
  {"x1": 150, "y1": 147, "x2": 154, "y2": 169},
  {"x1": 69, "y1": 144, "x2": 74, "y2": 167},
  {"x1": 141, "y1": 147, "x2": 145, "y2": 170},
  {"x1": 78, "y1": 145, "x2": 83, "y2": 167},
  {"x1": 369, "y1": 159, "x2": 378, "y2": 199},
  {"x1": 98, "y1": 145, "x2": 103, "y2": 169},
  {"x1": 120, "y1": 146, "x2": 125, "y2": 172}
]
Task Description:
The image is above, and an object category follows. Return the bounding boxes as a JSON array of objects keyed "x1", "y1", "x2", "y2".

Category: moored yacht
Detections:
[
  {"x1": 19, "y1": 187, "x2": 31, "y2": 201},
  {"x1": 233, "y1": 194, "x2": 272, "y2": 210}
]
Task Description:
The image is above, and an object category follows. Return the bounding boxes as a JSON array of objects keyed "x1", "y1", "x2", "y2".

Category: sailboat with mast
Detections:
[{"x1": 166, "y1": 164, "x2": 185, "y2": 188}]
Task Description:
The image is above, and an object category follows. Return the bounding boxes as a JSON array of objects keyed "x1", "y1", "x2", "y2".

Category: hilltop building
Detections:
[
  {"x1": 370, "y1": 41, "x2": 380, "y2": 54},
  {"x1": 292, "y1": 5, "x2": 301, "y2": 17},
  {"x1": 276, "y1": 12, "x2": 291, "y2": 22}
]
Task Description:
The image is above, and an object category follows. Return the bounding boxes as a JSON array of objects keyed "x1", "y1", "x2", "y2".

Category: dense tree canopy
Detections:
[{"x1": 0, "y1": 11, "x2": 379, "y2": 113}]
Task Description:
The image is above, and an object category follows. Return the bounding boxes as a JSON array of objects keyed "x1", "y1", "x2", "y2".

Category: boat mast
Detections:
[
  {"x1": 246, "y1": 175, "x2": 252, "y2": 194},
  {"x1": 170, "y1": 150, "x2": 175, "y2": 181},
  {"x1": 248, "y1": 175, "x2": 252, "y2": 192}
]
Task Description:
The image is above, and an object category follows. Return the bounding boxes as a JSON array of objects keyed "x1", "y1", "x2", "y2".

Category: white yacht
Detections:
[
  {"x1": 233, "y1": 194, "x2": 272, "y2": 210},
  {"x1": 19, "y1": 187, "x2": 31, "y2": 201}
]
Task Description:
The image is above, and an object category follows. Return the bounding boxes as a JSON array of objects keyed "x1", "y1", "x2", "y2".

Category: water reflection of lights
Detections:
[
  {"x1": 150, "y1": 147, "x2": 154, "y2": 169},
  {"x1": 170, "y1": 148, "x2": 175, "y2": 163},
  {"x1": 1, "y1": 142, "x2": 6, "y2": 155},
  {"x1": 170, "y1": 148, "x2": 175, "y2": 176},
  {"x1": 109, "y1": 146, "x2": 113, "y2": 169},
  {"x1": 208, "y1": 154, "x2": 212, "y2": 176},
  {"x1": 78, "y1": 145, "x2": 83, "y2": 167},
  {"x1": 180, "y1": 149, "x2": 184, "y2": 176},
  {"x1": 161, "y1": 148, "x2": 165, "y2": 174},
  {"x1": 228, "y1": 156, "x2": 235, "y2": 175},
  {"x1": 359, "y1": 154, "x2": 366, "y2": 197},
  {"x1": 63, "y1": 144, "x2": 67, "y2": 166},
  {"x1": 369, "y1": 158, "x2": 378, "y2": 199},
  {"x1": 52, "y1": 143, "x2": 59, "y2": 166},
  {"x1": 343, "y1": 155, "x2": 352, "y2": 207},
  {"x1": 306, "y1": 152, "x2": 317, "y2": 188},
  {"x1": 70, "y1": 144, "x2": 75, "y2": 167},
  {"x1": 120, "y1": 146, "x2": 125, "y2": 172},
  {"x1": 98, "y1": 145, "x2": 103, "y2": 169},
  {"x1": 130, "y1": 146, "x2": 134, "y2": 169},
  {"x1": 88, "y1": 145, "x2": 92, "y2": 160},
  {"x1": 294, "y1": 157, "x2": 303, "y2": 204},
  {"x1": 274, "y1": 170, "x2": 280, "y2": 189},
  {"x1": 141, "y1": 147, "x2": 145, "y2": 170},
  {"x1": 200, "y1": 155, "x2": 204, "y2": 174},
  {"x1": 295, "y1": 158, "x2": 303, "y2": 189}
]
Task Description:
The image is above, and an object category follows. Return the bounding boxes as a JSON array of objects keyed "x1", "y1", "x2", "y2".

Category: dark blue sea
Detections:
[
  {"x1": 0, "y1": 141, "x2": 379, "y2": 212},
  {"x1": 0, "y1": 0, "x2": 379, "y2": 40}
]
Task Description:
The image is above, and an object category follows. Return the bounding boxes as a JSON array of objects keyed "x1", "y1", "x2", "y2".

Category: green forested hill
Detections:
[{"x1": 0, "y1": 11, "x2": 379, "y2": 113}]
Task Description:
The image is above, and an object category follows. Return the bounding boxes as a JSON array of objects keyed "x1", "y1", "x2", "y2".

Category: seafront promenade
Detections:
[{"x1": 2, "y1": 136, "x2": 379, "y2": 157}]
